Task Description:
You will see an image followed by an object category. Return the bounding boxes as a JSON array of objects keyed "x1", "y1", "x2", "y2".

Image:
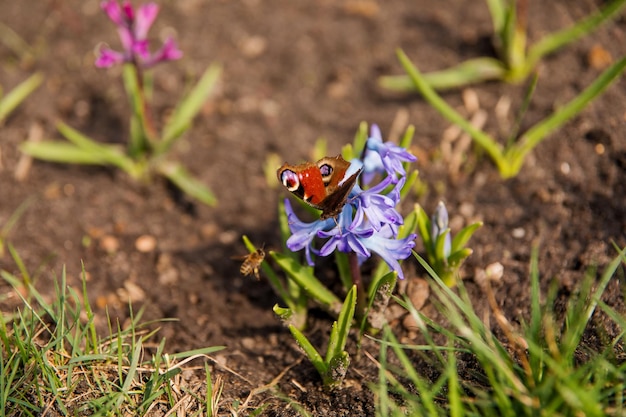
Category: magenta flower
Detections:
[{"x1": 95, "y1": 0, "x2": 182, "y2": 68}]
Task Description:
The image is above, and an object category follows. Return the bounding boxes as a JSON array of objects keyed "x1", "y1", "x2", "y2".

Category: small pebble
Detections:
[
  {"x1": 594, "y1": 143, "x2": 605, "y2": 155},
  {"x1": 485, "y1": 262, "x2": 504, "y2": 282},
  {"x1": 135, "y1": 234, "x2": 157, "y2": 252},
  {"x1": 100, "y1": 235, "x2": 120, "y2": 253},
  {"x1": 343, "y1": 0, "x2": 380, "y2": 18},
  {"x1": 218, "y1": 230, "x2": 238, "y2": 245},
  {"x1": 512, "y1": 228, "x2": 525, "y2": 239},
  {"x1": 240, "y1": 35, "x2": 267, "y2": 58},
  {"x1": 406, "y1": 278, "x2": 430, "y2": 311},
  {"x1": 587, "y1": 44, "x2": 612, "y2": 69},
  {"x1": 122, "y1": 280, "x2": 145, "y2": 303},
  {"x1": 402, "y1": 313, "x2": 420, "y2": 332},
  {"x1": 384, "y1": 303, "x2": 407, "y2": 323}
]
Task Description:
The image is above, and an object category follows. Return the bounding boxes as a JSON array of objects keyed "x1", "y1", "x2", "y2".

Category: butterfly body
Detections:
[{"x1": 277, "y1": 155, "x2": 361, "y2": 219}]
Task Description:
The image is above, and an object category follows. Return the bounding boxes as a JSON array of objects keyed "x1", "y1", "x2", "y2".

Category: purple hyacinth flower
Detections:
[
  {"x1": 351, "y1": 175, "x2": 404, "y2": 232},
  {"x1": 282, "y1": 126, "x2": 417, "y2": 279},
  {"x1": 284, "y1": 199, "x2": 334, "y2": 266},
  {"x1": 317, "y1": 209, "x2": 415, "y2": 279},
  {"x1": 362, "y1": 124, "x2": 417, "y2": 184}
]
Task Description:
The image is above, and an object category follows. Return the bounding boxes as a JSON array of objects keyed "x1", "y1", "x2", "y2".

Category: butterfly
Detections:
[
  {"x1": 277, "y1": 155, "x2": 362, "y2": 220},
  {"x1": 234, "y1": 248, "x2": 265, "y2": 280}
]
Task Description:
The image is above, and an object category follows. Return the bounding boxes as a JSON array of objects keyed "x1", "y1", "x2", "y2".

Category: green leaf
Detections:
[
  {"x1": 450, "y1": 221, "x2": 482, "y2": 254},
  {"x1": 399, "y1": 124, "x2": 415, "y2": 152},
  {"x1": 484, "y1": 0, "x2": 507, "y2": 34},
  {"x1": 448, "y1": 248, "x2": 472, "y2": 266},
  {"x1": 20, "y1": 141, "x2": 110, "y2": 165},
  {"x1": 527, "y1": 0, "x2": 626, "y2": 71},
  {"x1": 334, "y1": 251, "x2": 352, "y2": 291},
  {"x1": 510, "y1": 56, "x2": 626, "y2": 177},
  {"x1": 415, "y1": 205, "x2": 433, "y2": 257},
  {"x1": 379, "y1": 57, "x2": 506, "y2": 92},
  {"x1": 274, "y1": 302, "x2": 307, "y2": 330},
  {"x1": 168, "y1": 346, "x2": 226, "y2": 360},
  {"x1": 273, "y1": 304, "x2": 293, "y2": 321},
  {"x1": 159, "y1": 63, "x2": 221, "y2": 153},
  {"x1": 398, "y1": 205, "x2": 419, "y2": 240},
  {"x1": 122, "y1": 64, "x2": 152, "y2": 155},
  {"x1": 396, "y1": 49, "x2": 508, "y2": 174},
  {"x1": 434, "y1": 229, "x2": 451, "y2": 261},
  {"x1": 157, "y1": 161, "x2": 217, "y2": 206},
  {"x1": 271, "y1": 251, "x2": 342, "y2": 312},
  {"x1": 56, "y1": 122, "x2": 138, "y2": 173},
  {"x1": 312, "y1": 138, "x2": 328, "y2": 162},
  {"x1": 365, "y1": 272, "x2": 397, "y2": 331},
  {"x1": 326, "y1": 285, "x2": 356, "y2": 363},
  {"x1": 399, "y1": 169, "x2": 419, "y2": 201},
  {"x1": 0, "y1": 72, "x2": 43, "y2": 122},
  {"x1": 325, "y1": 351, "x2": 350, "y2": 388},
  {"x1": 352, "y1": 121, "x2": 369, "y2": 159},
  {"x1": 289, "y1": 324, "x2": 327, "y2": 376}
]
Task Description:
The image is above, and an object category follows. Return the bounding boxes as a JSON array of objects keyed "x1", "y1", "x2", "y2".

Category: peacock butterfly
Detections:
[{"x1": 277, "y1": 155, "x2": 362, "y2": 220}]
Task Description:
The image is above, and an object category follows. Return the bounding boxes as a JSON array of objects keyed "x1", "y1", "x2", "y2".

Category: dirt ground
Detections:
[{"x1": 1, "y1": 0, "x2": 625, "y2": 415}]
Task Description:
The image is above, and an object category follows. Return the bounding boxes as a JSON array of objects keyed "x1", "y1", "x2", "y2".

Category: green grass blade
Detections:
[
  {"x1": 7, "y1": 243, "x2": 31, "y2": 287},
  {"x1": 527, "y1": 0, "x2": 626, "y2": 68},
  {"x1": 385, "y1": 327, "x2": 440, "y2": 415},
  {"x1": 168, "y1": 346, "x2": 226, "y2": 360},
  {"x1": 379, "y1": 57, "x2": 506, "y2": 91},
  {"x1": 56, "y1": 122, "x2": 138, "y2": 173},
  {"x1": 20, "y1": 141, "x2": 110, "y2": 165},
  {"x1": 0, "y1": 72, "x2": 43, "y2": 122},
  {"x1": 159, "y1": 63, "x2": 221, "y2": 153},
  {"x1": 396, "y1": 49, "x2": 508, "y2": 174},
  {"x1": 157, "y1": 161, "x2": 217, "y2": 206},
  {"x1": 511, "y1": 56, "x2": 626, "y2": 176}
]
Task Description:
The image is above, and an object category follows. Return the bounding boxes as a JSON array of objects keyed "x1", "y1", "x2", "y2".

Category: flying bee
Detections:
[{"x1": 234, "y1": 247, "x2": 265, "y2": 280}]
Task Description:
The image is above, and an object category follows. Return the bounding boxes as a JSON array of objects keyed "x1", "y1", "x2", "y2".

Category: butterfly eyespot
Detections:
[
  {"x1": 280, "y1": 170, "x2": 300, "y2": 191},
  {"x1": 319, "y1": 164, "x2": 333, "y2": 182}
]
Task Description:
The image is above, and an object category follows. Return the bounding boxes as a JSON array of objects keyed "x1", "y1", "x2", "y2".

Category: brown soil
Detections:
[{"x1": 1, "y1": 0, "x2": 625, "y2": 415}]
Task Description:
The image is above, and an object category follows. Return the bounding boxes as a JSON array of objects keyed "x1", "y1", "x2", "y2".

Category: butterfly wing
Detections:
[
  {"x1": 278, "y1": 154, "x2": 360, "y2": 219},
  {"x1": 317, "y1": 168, "x2": 362, "y2": 219}
]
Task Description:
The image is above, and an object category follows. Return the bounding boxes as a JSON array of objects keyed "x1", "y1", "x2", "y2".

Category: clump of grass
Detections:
[
  {"x1": 380, "y1": 0, "x2": 626, "y2": 90},
  {"x1": 0, "y1": 264, "x2": 224, "y2": 416},
  {"x1": 373, "y1": 246, "x2": 626, "y2": 416},
  {"x1": 396, "y1": 49, "x2": 626, "y2": 178}
]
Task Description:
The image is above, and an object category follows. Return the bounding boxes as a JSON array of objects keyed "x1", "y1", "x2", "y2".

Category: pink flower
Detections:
[{"x1": 96, "y1": 0, "x2": 182, "y2": 68}]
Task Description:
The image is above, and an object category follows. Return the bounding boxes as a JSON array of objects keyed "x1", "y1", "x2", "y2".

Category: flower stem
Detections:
[
  {"x1": 133, "y1": 63, "x2": 157, "y2": 143},
  {"x1": 348, "y1": 252, "x2": 366, "y2": 319}
]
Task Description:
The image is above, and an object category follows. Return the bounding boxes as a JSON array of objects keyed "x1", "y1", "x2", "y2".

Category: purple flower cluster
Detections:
[
  {"x1": 284, "y1": 125, "x2": 417, "y2": 279},
  {"x1": 96, "y1": 0, "x2": 182, "y2": 68}
]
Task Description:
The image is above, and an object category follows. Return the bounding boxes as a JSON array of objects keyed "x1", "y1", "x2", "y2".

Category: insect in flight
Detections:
[{"x1": 235, "y1": 248, "x2": 265, "y2": 280}]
